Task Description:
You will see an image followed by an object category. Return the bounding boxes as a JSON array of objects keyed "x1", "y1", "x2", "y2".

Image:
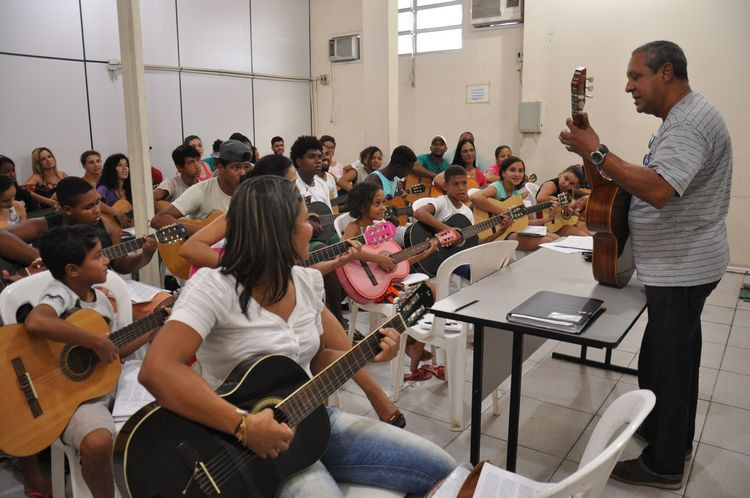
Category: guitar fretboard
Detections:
[
  {"x1": 109, "y1": 308, "x2": 168, "y2": 349},
  {"x1": 462, "y1": 200, "x2": 554, "y2": 240},
  {"x1": 276, "y1": 313, "x2": 407, "y2": 426},
  {"x1": 298, "y1": 233, "x2": 366, "y2": 267},
  {"x1": 103, "y1": 237, "x2": 146, "y2": 260},
  {"x1": 390, "y1": 238, "x2": 432, "y2": 264}
]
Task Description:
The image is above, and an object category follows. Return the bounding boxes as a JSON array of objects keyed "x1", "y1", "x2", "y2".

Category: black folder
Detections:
[{"x1": 506, "y1": 291, "x2": 604, "y2": 334}]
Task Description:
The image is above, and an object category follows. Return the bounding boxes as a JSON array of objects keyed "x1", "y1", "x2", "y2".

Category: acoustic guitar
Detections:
[
  {"x1": 297, "y1": 221, "x2": 396, "y2": 268},
  {"x1": 101, "y1": 199, "x2": 135, "y2": 228},
  {"x1": 157, "y1": 210, "x2": 225, "y2": 280},
  {"x1": 112, "y1": 284, "x2": 433, "y2": 498},
  {"x1": 545, "y1": 206, "x2": 580, "y2": 233},
  {"x1": 404, "y1": 174, "x2": 433, "y2": 204},
  {"x1": 473, "y1": 193, "x2": 571, "y2": 241},
  {"x1": 336, "y1": 229, "x2": 458, "y2": 304},
  {"x1": 571, "y1": 67, "x2": 634, "y2": 287},
  {"x1": 0, "y1": 308, "x2": 168, "y2": 457}
]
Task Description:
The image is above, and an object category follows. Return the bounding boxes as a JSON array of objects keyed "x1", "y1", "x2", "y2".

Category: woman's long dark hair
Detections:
[
  {"x1": 99, "y1": 153, "x2": 132, "y2": 202},
  {"x1": 221, "y1": 176, "x2": 303, "y2": 313},
  {"x1": 451, "y1": 138, "x2": 477, "y2": 169}
]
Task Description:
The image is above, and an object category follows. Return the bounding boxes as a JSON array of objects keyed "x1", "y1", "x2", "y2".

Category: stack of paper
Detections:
[
  {"x1": 125, "y1": 279, "x2": 168, "y2": 303},
  {"x1": 540, "y1": 235, "x2": 593, "y2": 253},
  {"x1": 474, "y1": 462, "x2": 551, "y2": 497},
  {"x1": 112, "y1": 360, "x2": 155, "y2": 424}
]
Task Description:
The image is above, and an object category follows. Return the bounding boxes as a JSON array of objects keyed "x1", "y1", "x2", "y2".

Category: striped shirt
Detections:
[{"x1": 629, "y1": 92, "x2": 732, "y2": 286}]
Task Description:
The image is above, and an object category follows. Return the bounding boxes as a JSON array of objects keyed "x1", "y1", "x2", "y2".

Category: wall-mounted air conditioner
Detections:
[
  {"x1": 471, "y1": 0, "x2": 524, "y2": 28},
  {"x1": 329, "y1": 35, "x2": 361, "y2": 63}
]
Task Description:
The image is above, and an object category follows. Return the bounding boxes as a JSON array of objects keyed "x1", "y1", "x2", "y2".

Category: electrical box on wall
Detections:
[
  {"x1": 329, "y1": 35, "x2": 361, "y2": 63},
  {"x1": 519, "y1": 101, "x2": 542, "y2": 132}
]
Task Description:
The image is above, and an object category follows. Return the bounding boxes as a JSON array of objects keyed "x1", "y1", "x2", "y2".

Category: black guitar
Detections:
[{"x1": 113, "y1": 284, "x2": 433, "y2": 498}]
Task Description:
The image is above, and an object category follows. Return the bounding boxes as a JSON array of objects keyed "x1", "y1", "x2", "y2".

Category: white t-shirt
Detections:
[
  {"x1": 172, "y1": 177, "x2": 231, "y2": 220},
  {"x1": 156, "y1": 175, "x2": 193, "y2": 202},
  {"x1": 321, "y1": 172, "x2": 338, "y2": 199},
  {"x1": 412, "y1": 195, "x2": 474, "y2": 224},
  {"x1": 295, "y1": 174, "x2": 331, "y2": 208},
  {"x1": 39, "y1": 280, "x2": 117, "y2": 331},
  {"x1": 168, "y1": 266, "x2": 325, "y2": 389},
  {"x1": 328, "y1": 160, "x2": 344, "y2": 180}
]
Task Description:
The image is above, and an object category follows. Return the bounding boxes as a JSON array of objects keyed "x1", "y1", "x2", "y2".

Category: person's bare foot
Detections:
[{"x1": 405, "y1": 339, "x2": 428, "y2": 374}]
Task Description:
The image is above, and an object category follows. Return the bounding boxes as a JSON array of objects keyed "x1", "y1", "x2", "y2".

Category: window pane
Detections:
[
  {"x1": 417, "y1": 0, "x2": 455, "y2": 6},
  {"x1": 398, "y1": 12, "x2": 413, "y2": 33},
  {"x1": 398, "y1": 0, "x2": 412, "y2": 9},
  {"x1": 398, "y1": 34, "x2": 413, "y2": 55},
  {"x1": 416, "y1": 28, "x2": 461, "y2": 53},
  {"x1": 416, "y1": 4, "x2": 462, "y2": 30}
]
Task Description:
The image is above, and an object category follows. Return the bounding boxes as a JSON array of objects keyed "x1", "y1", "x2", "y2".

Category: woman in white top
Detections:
[{"x1": 139, "y1": 176, "x2": 455, "y2": 496}]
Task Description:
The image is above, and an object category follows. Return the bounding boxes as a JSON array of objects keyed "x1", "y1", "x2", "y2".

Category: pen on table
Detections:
[{"x1": 453, "y1": 299, "x2": 479, "y2": 312}]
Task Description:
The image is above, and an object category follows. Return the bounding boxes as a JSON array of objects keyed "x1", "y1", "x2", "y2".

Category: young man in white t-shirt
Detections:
[
  {"x1": 151, "y1": 140, "x2": 251, "y2": 236},
  {"x1": 152, "y1": 144, "x2": 203, "y2": 203}
]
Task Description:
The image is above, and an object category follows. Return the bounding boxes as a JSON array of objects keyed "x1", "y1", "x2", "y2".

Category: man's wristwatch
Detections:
[{"x1": 589, "y1": 144, "x2": 609, "y2": 167}]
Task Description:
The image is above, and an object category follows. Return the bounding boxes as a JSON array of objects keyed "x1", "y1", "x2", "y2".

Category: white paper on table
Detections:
[
  {"x1": 539, "y1": 242, "x2": 580, "y2": 254},
  {"x1": 518, "y1": 225, "x2": 547, "y2": 236},
  {"x1": 112, "y1": 360, "x2": 155, "y2": 420},
  {"x1": 553, "y1": 235, "x2": 593, "y2": 251},
  {"x1": 125, "y1": 279, "x2": 167, "y2": 303},
  {"x1": 473, "y1": 462, "x2": 550, "y2": 498}
]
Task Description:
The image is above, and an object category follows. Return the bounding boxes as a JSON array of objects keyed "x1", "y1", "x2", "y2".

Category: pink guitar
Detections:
[{"x1": 336, "y1": 229, "x2": 459, "y2": 304}]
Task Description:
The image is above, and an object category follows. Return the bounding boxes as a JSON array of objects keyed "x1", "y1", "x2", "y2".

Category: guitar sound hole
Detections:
[{"x1": 61, "y1": 345, "x2": 97, "y2": 381}]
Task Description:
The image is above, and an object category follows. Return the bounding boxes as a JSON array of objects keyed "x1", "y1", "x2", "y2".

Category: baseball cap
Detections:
[
  {"x1": 431, "y1": 135, "x2": 447, "y2": 145},
  {"x1": 210, "y1": 140, "x2": 252, "y2": 162}
]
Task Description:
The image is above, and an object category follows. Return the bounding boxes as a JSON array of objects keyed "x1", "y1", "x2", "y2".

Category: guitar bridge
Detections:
[
  {"x1": 177, "y1": 441, "x2": 222, "y2": 495},
  {"x1": 12, "y1": 357, "x2": 42, "y2": 417}
]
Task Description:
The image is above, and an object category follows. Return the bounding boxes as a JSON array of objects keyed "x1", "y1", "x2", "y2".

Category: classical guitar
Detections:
[
  {"x1": 113, "y1": 284, "x2": 433, "y2": 498},
  {"x1": 382, "y1": 183, "x2": 425, "y2": 226},
  {"x1": 157, "y1": 210, "x2": 224, "y2": 280},
  {"x1": 297, "y1": 221, "x2": 396, "y2": 268},
  {"x1": 101, "y1": 199, "x2": 135, "y2": 228},
  {"x1": 336, "y1": 229, "x2": 458, "y2": 304},
  {"x1": 544, "y1": 205, "x2": 580, "y2": 233},
  {"x1": 404, "y1": 174, "x2": 433, "y2": 203},
  {"x1": 571, "y1": 67, "x2": 634, "y2": 287},
  {"x1": 473, "y1": 193, "x2": 571, "y2": 240},
  {"x1": 0, "y1": 308, "x2": 168, "y2": 457}
]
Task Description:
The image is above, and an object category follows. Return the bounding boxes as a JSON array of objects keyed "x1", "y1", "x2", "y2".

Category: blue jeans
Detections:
[
  {"x1": 638, "y1": 281, "x2": 718, "y2": 475},
  {"x1": 277, "y1": 407, "x2": 457, "y2": 498}
]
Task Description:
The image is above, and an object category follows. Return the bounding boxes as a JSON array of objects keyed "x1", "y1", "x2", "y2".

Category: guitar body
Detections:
[
  {"x1": 570, "y1": 67, "x2": 634, "y2": 288},
  {"x1": 101, "y1": 199, "x2": 134, "y2": 228},
  {"x1": 544, "y1": 207, "x2": 579, "y2": 233},
  {"x1": 405, "y1": 214, "x2": 475, "y2": 277},
  {"x1": 582, "y1": 161, "x2": 634, "y2": 287},
  {"x1": 114, "y1": 355, "x2": 330, "y2": 498},
  {"x1": 335, "y1": 241, "x2": 410, "y2": 304},
  {"x1": 404, "y1": 174, "x2": 432, "y2": 204},
  {"x1": 472, "y1": 196, "x2": 529, "y2": 240},
  {"x1": 385, "y1": 195, "x2": 412, "y2": 226},
  {"x1": 0, "y1": 309, "x2": 119, "y2": 456},
  {"x1": 158, "y1": 211, "x2": 224, "y2": 279},
  {"x1": 307, "y1": 201, "x2": 338, "y2": 243}
]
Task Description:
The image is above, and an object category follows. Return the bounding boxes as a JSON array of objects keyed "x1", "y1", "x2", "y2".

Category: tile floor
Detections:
[{"x1": 1, "y1": 272, "x2": 749, "y2": 497}]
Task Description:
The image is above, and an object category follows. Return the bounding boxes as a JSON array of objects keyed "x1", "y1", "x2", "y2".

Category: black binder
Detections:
[{"x1": 506, "y1": 291, "x2": 604, "y2": 334}]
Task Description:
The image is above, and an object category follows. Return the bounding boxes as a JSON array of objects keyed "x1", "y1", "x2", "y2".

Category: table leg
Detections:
[
  {"x1": 470, "y1": 324, "x2": 484, "y2": 466},
  {"x1": 506, "y1": 331, "x2": 524, "y2": 472},
  {"x1": 551, "y1": 346, "x2": 638, "y2": 375}
]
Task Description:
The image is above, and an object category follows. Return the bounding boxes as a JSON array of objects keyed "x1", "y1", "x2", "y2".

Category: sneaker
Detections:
[{"x1": 611, "y1": 457, "x2": 683, "y2": 490}]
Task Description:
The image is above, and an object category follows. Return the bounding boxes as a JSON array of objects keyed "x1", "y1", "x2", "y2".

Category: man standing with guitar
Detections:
[{"x1": 560, "y1": 41, "x2": 732, "y2": 489}]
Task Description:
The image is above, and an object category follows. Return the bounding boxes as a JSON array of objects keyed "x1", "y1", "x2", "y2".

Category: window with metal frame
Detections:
[{"x1": 398, "y1": 0, "x2": 462, "y2": 55}]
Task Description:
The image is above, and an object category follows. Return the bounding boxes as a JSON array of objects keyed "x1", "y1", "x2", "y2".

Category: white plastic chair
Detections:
[
  {"x1": 0, "y1": 270, "x2": 133, "y2": 498},
  {"x1": 333, "y1": 212, "x2": 354, "y2": 238},
  {"x1": 524, "y1": 182, "x2": 540, "y2": 205},
  {"x1": 391, "y1": 240, "x2": 518, "y2": 430},
  {"x1": 481, "y1": 389, "x2": 656, "y2": 498}
]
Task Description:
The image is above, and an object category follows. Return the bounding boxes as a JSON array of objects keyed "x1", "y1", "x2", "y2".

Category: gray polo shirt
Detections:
[{"x1": 629, "y1": 92, "x2": 732, "y2": 287}]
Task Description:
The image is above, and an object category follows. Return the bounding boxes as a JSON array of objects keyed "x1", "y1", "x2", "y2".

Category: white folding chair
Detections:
[
  {"x1": 333, "y1": 212, "x2": 354, "y2": 238},
  {"x1": 479, "y1": 389, "x2": 656, "y2": 498},
  {"x1": 0, "y1": 270, "x2": 133, "y2": 498},
  {"x1": 390, "y1": 240, "x2": 518, "y2": 430},
  {"x1": 524, "y1": 181, "x2": 540, "y2": 205}
]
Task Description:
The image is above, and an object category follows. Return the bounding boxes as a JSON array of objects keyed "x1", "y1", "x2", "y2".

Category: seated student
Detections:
[
  {"x1": 318, "y1": 150, "x2": 339, "y2": 201},
  {"x1": 444, "y1": 131, "x2": 489, "y2": 170},
  {"x1": 0, "y1": 174, "x2": 26, "y2": 227},
  {"x1": 536, "y1": 164, "x2": 590, "y2": 236},
  {"x1": 413, "y1": 165, "x2": 509, "y2": 246},
  {"x1": 77, "y1": 150, "x2": 131, "y2": 227},
  {"x1": 183, "y1": 134, "x2": 214, "y2": 181},
  {"x1": 138, "y1": 176, "x2": 456, "y2": 496},
  {"x1": 470, "y1": 156, "x2": 560, "y2": 252},
  {"x1": 271, "y1": 135, "x2": 285, "y2": 156},
  {"x1": 96, "y1": 153, "x2": 131, "y2": 207},
  {"x1": 1, "y1": 177, "x2": 156, "y2": 285},
  {"x1": 485, "y1": 145, "x2": 512, "y2": 184},
  {"x1": 151, "y1": 140, "x2": 251, "y2": 236},
  {"x1": 24, "y1": 147, "x2": 69, "y2": 210},
  {"x1": 320, "y1": 134, "x2": 344, "y2": 181},
  {"x1": 338, "y1": 146, "x2": 382, "y2": 192},
  {"x1": 0, "y1": 155, "x2": 41, "y2": 213},
  {"x1": 412, "y1": 135, "x2": 450, "y2": 186},
  {"x1": 203, "y1": 139, "x2": 222, "y2": 172},
  {"x1": 25, "y1": 225, "x2": 160, "y2": 498},
  {"x1": 153, "y1": 144, "x2": 203, "y2": 203},
  {"x1": 365, "y1": 145, "x2": 417, "y2": 199},
  {"x1": 450, "y1": 138, "x2": 487, "y2": 188}
]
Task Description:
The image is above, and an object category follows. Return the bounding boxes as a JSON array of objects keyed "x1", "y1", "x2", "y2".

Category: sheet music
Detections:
[
  {"x1": 125, "y1": 279, "x2": 167, "y2": 303},
  {"x1": 112, "y1": 360, "x2": 155, "y2": 421},
  {"x1": 519, "y1": 225, "x2": 547, "y2": 236},
  {"x1": 474, "y1": 462, "x2": 550, "y2": 498},
  {"x1": 540, "y1": 235, "x2": 593, "y2": 253}
]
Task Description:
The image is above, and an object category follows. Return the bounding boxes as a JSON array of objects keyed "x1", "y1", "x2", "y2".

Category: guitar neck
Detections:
[
  {"x1": 276, "y1": 313, "x2": 407, "y2": 426},
  {"x1": 298, "y1": 234, "x2": 365, "y2": 267},
  {"x1": 463, "y1": 200, "x2": 553, "y2": 239},
  {"x1": 103, "y1": 236, "x2": 147, "y2": 260},
  {"x1": 109, "y1": 308, "x2": 168, "y2": 350},
  {"x1": 390, "y1": 238, "x2": 431, "y2": 264}
]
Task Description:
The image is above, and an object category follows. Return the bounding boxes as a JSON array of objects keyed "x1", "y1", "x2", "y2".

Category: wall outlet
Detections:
[{"x1": 319, "y1": 74, "x2": 330, "y2": 86}]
